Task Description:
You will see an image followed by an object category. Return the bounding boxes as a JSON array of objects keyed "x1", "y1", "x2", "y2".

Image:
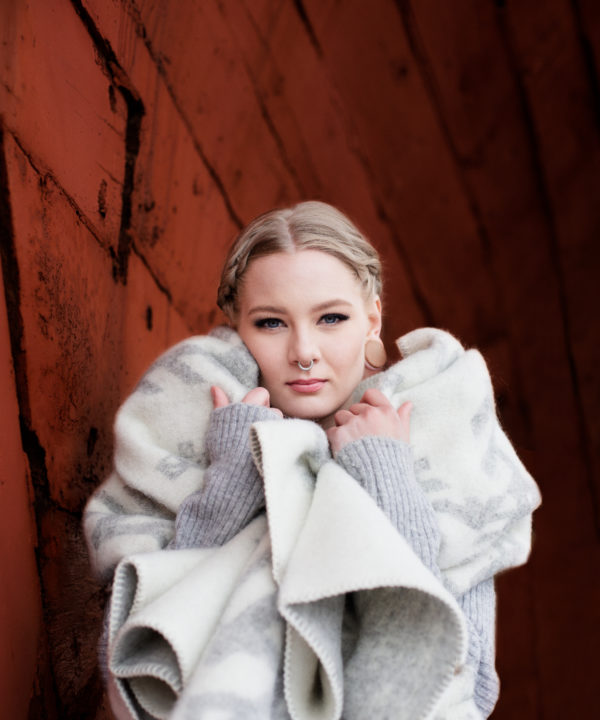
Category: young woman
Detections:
[{"x1": 84, "y1": 201, "x2": 540, "y2": 720}]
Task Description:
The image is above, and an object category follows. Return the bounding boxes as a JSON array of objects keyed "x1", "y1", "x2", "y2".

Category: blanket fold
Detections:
[
  {"x1": 85, "y1": 326, "x2": 541, "y2": 720},
  {"x1": 108, "y1": 426, "x2": 467, "y2": 720}
]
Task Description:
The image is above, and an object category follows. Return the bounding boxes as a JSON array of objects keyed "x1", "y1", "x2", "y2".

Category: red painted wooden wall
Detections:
[{"x1": 1, "y1": 1, "x2": 599, "y2": 717}]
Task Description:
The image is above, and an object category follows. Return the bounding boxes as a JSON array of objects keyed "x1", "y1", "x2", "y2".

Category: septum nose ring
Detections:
[{"x1": 298, "y1": 360, "x2": 314, "y2": 371}]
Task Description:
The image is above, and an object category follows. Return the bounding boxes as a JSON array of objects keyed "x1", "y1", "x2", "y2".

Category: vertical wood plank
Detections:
[
  {"x1": 117, "y1": 0, "x2": 301, "y2": 221},
  {"x1": 304, "y1": 0, "x2": 501, "y2": 346},
  {"x1": 0, "y1": 221, "x2": 47, "y2": 720},
  {"x1": 498, "y1": 2, "x2": 600, "y2": 715},
  {"x1": 0, "y1": 0, "x2": 128, "y2": 252},
  {"x1": 3, "y1": 122, "x2": 189, "y2": 716},
  {"x1": 504, "y1": 0, "x2": 600, "y2": 532},
  {"x1": 218, "y1": 0, "x2": 426, "y2": 342}
]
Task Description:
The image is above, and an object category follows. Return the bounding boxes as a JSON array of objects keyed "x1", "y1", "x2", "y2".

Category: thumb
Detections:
[
  {"x1": 210, "y1": 385, "x2": 230, "y2": 409},
  {"x1": 397, "y1": 400, "x2": 413, "y2": 423},
  {"x1": 242, "y1": 386, "x2": 270, "y2": 406},
  {"x1": 397, "y1": 401, "x2": 412, "y2": 444}
]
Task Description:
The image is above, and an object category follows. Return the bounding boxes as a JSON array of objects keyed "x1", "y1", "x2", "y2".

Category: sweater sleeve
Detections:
[
  {"x1": 334, "y1": 436, "x2": 440, "y2": 568},
  {"x1": 172, "y1": 402, "x2": 278, "y2": 549},
  {"x1": 335, "y1": 435, "x2": 499, "y2": 718}
]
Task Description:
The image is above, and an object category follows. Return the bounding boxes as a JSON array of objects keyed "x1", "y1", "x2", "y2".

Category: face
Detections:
[{"x1": 236, "y1": 249, "x2": 382, "y2": 425}]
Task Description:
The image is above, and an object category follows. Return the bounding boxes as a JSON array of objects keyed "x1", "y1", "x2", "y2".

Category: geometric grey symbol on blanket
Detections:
[
  {"x1": 413, "y1": 458, "x2": 450, "y2": 492},
  {"x1": 156, "y1": 454, "x2": 195, "y2": 480},
  {"x1": 196, "y1": 448, "x2": 209, "y2": 468},
  {"x1": 155, "y1": 344, "x2": 207, "y2": 385},
  {"x1": 89, "y1": 515, "x2": 173, "y2": 550},
  {"x1": 471, "y1": 396, "x2": 493, "y2": 436},
  {"x1": 432, "y1": 495, "x2": 507, "y2": 531},
  {"x1": 96, "y1": 489, "x2": 130, "y2": 516},
  {"x1": 419, "y1": 477, "x2": 449, "y2": 492},
  {"x1": 209, "y1": 325, "x2": 237, "y2": 341},
  {"x1": 482, "y1": 444, "x2": 498, "y2": 476},
  {"x1": 175, "y1": 591, "x2": 286, "y2": 719},
  {"x1": 177, "y1": 440, "x2": 197, "y2": 460},
  {"x1": 482, "y1": 437, "x2": 520, "y2": 478},
  {"x1": 380, "y1": 372, "x2": 405, "y2": 396},
  {"x1": 465, "y1": 535, "x2": 525, "y2": 590},
  {"x1": 122, "y1": 485, "x2": 175, "y2": 517},
  {"x1": 216, "y1": 346, "x2": 259, "y2": 388},
  {"x1": 155, "y1": 340, "x2": 259, "y2": 389},
  {"x1": 202, "y1": 592, "x2": 283, "y2": 666},
  {"x1": 135, "y1": 375, "x2": 163, "y2": 395},
  {"x1": 96, "y1": 486, "x2": 173, "y2": 519},
  {"x1": 414, "y1": 456, "x2": 430, "y2": 472}
]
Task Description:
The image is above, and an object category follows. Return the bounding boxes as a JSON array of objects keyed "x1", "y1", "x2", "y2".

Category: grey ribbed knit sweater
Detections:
[{"x1": 172, "y1": 403, "x2": 499, "y2": 718}]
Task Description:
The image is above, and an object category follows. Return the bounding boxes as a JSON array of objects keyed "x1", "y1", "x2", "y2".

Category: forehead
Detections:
[{"x1": 239, "y1": 250, "x2": 364, "y2": 307}]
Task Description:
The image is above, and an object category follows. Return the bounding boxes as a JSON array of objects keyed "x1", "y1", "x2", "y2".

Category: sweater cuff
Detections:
[
  {"x1": 206, "y1": 403, "x2": 279, "y2": 462},
  {"x1": 335, "y1": 436, "x2": 441, "y2": 570},
  {"x1": 173, "y1": 403, "x2": 277, "y2": 549},
  {"x1": 459, "y1": 579, "x2": 499, "y2": 716}
]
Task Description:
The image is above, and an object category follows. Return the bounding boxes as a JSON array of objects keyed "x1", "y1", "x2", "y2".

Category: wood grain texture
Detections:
[
  {"x1": 0, "y1": 0, "x2": 128, "y2": 252},
  {"x1": 1, "y1": 0, "x2": 598, "y2": 716}
]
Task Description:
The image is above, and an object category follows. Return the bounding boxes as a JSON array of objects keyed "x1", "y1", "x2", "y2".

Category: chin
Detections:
[
  {"x1": 283, "y1": 407, "x2": 329, "y2": 421},
  {"x1": 278, "y1": 397, "x2": 341, "y2": 423}
]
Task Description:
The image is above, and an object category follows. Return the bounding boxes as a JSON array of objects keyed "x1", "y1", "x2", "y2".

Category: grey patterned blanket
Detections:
[{"x1": 84, "y1": 327, "x2": 540, "y2": 719}]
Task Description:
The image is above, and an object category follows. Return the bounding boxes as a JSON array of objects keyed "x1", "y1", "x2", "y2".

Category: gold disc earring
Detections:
[{"x1": 364, "y1": 337, "x2": 387, "y2": 370}]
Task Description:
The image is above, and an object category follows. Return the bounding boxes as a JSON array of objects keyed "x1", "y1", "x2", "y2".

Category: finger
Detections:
[
  {"x1": 325, "y1": 425, "x2": 347, "y2": 456},
  {"x1": 211, "y1": 385, "x2": 230, "y2": 408},
  {"x1": 243, "y1": 386, "x2": 270, "y2": 406},
  {"x1": 396, "y1": 401, "x2": 413, "y2": 421},
  {"x1": 360, "y1": 388, "x2": 392, "y2": 408},
  {"x1": 271, "y1": 407, "x2": 284, "y2": 419},
  {"x1": 333, "y1": 408, "x2": 354, "y2": 425},
  {"x1": 396, "y1": 401, "x2": 413, "y2": 440},
  {"x1": 346, "y1": 402, "x2": 375, "y2": 416}
]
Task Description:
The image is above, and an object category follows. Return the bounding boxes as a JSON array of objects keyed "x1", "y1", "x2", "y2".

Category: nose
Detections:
[{"x1": 288, "y1": 325, "x2": 320, "y2": 369}]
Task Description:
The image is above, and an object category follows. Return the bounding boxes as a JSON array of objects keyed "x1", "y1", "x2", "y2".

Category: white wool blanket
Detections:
[{"x1": 84, "y1": 327, "x2": 541, "y2": 720}]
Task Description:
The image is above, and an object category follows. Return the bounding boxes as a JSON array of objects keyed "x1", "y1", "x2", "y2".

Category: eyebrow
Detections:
[{"x1": 247, "y1": 299, "x2": 354, "y2": 315}]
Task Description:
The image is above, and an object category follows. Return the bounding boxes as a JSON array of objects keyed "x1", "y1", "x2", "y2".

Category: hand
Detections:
[
  {"x1": 326, "y1": 388, "x2": 412, "y2": 456},
  {"x1": 210, "y1": 385, "x2": 283, "y2": 417}
]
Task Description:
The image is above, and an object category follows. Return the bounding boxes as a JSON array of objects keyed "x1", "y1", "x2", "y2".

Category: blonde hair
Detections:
[{"x1": 217, "y1": 201, "x2": 382, "y2": 320}]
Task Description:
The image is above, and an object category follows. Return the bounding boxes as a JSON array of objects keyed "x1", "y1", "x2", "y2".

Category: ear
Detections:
[{"x1": 366, "y1": 295, "x2": 382, "y2": 337}]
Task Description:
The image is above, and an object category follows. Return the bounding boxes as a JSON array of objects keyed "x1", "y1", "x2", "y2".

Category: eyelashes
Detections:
[
  {"x1": 254, "y1": 318, "x2": 284, "y2": 329},
  {"x1": 319, "y1": 313, "x2": 349, "y2": 325},
  {"x1": 253, "y1": 313, "x2": 350, "y2": 330}
]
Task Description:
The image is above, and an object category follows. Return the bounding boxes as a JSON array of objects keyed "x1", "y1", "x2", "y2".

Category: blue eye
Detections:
[
  {"x1": 320, "y1": 313, "x2": 349, "y2": 325},
  {"x1": 255, "y1": 318, "x2": 283, "y2": 329}
]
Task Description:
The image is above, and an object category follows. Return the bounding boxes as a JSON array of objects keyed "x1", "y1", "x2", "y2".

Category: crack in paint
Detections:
[
  {"x1": 9, "y1": 133, "x2": 113, "y2": 258},
  {"x1": 121, "y1": 0, "x2": 245, "y2": 228},
  {"x1": 217, "y1": 1, "x2": 308, "y2": 199},
  {"x1": 70, "y1": 0, "x2": 146, "y2": 284},
  {"x1": 292, "y1": 0, "x2": 323, "y2": 58},
  {"x1": 0, "y1": 123, "x2": 62, "y2": 720}
]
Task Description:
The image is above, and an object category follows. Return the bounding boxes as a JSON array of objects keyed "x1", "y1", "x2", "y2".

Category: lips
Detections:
[{"x1": 286, "y1": 378, "x2": 327, "y2": 394}]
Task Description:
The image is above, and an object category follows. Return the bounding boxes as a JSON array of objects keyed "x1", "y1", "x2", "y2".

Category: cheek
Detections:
[
  {"x1": 246, "y1": 340, "x2": 280, "y2": 387},
  {"x1": 258, "y1": 359, "x2": 278, "y2": 388},
  {"x1": 337, "y1": 328, "x2": 366, "y2": 363},
  {"x1": 326, "y1": 334, "x2": 366, "y2": 383}
]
